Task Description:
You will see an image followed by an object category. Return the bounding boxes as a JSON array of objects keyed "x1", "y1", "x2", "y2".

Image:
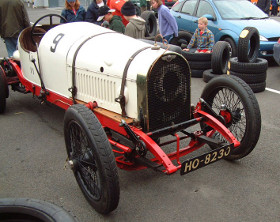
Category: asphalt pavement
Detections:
[{"x1": 0, "y1": 5, "x2": 280, "y2": 222}]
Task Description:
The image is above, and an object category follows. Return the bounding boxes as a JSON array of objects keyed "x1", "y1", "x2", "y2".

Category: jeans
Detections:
[
  {"x1": 163, "y1": 34, "x2": 174, "y2": 43},
  {"x1": 3, "y1": 37, "x2": 18, "y2": 57}
]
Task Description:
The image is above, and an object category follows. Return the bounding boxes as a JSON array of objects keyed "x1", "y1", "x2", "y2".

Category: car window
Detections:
[
  {"x1": 181, "y1": 0, "x2": 197, "y2": 15},
  {"x1": 213, "y1": 0, "x2": 268, "y2": 19},
  {"x1": 196, "y1": 0, "x2": 215, "y2": 18},
  {"x1": 172, "y1": 1, "x2": 184, "y2": 12}
]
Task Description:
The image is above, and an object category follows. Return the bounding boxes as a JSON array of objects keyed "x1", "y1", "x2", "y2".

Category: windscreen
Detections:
[{"x1": 213, "y1": 0, "x2": 268, "y2": 19}]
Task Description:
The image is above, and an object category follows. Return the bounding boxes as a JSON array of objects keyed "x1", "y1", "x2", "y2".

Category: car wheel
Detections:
[
  {"x1": 141, "y1": 11, "x2": 157, "y2": 37},
  {"x1": 0, "y1": 68, "x2": 7, "y2": 113},
  {"x1": 64, "y1": 104, "x2": 120, "y2": 214},
  {"x1": 0, "y1": 198, "x2": 77, "y2": 222},
  {"x1": 237, "y1": 27, "x2": 260, "y2": 63},
  {"x1": 201, "y1": 75, "x2": 261, "y2": 160},
  {"x1": 211, "y1": 41, "x2": 231, "y2": 74},
  {"x1": 223, "y1": 37, "x2": 237, "y2": 57},
  {"x1": 229, "y1": 57, "x2": 268, "y2": 74}
]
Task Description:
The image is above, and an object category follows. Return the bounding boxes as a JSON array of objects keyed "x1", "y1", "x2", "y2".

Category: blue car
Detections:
[{"x1": 171, "y1": 0, "x2": 280, "y2": 57}]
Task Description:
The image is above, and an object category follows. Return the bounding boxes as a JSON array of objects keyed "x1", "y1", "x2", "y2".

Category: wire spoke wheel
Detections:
[
  {"x1": 210, "y1": 88, "x2": 246, "y2": 143},
  {"x1": 68, "y1": 121, "x2": 101, "y2": 201},
  {"x1": 64, "y1": 104, "x2": 119, "y2": 214},
  {"x1": 201, "y1": 75, "x2": 261, "y2": 160}
]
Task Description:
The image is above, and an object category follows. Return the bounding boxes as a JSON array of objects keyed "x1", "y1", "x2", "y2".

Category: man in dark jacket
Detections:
[
  {"x1": 97, "y1": 5, "x2": 125, "y2": 33},
  {"x1": 0, "y1": 0, "x2": 30, "y2": 57},
  {"x1": 85, "y1": 0, "x2": 106, "y2": 25},
  {"x1": 257, "y1": 0, "x2": 271, "y2": 15},
  {"x1": 121, "y1": 1, "x2": 146, "y2": 39}
]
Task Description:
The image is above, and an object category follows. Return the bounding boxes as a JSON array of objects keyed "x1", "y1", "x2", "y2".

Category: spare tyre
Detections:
[
  {"x1": 141, "y1": 11, "x2": 157, "y2": 37},
  {"x1": 170, "y1": 31, "x2": 192, "y2": 48},
  {"x1": 0, "y1": 198, "x2": 78, "y2": 222},
  {"x1": 211, "y1": 41, "x2": 231, "y2": 74},
  {"x1": 237, "y1": 27, "x2": 260, "y2": 63}
]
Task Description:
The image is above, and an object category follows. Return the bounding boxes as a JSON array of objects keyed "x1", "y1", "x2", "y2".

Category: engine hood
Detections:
[{"x1": 221, "y1": 18, "x2": 280, "y2": 38}]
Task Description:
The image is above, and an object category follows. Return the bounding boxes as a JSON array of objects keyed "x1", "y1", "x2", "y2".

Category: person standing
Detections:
[
  {"x1": 139, "y1": 0, "x2": 147, "y2": 13},
  {"x1": 257, "y1": 0, "x2": 271, "y2": 15},
  {"x1": 60, "y1": 0, "x2": 86, "y2": 23},
  {"x1": 107, "y1": 0, "x2": 128, "y2": 26},
  {"x1": 97, "y1": 5, "x2": 125, "y2": 33},
  {"x1": 121, "y1": 1, "x2": 146, "y2": 38},
  {"x1": 151, "y1": 0, "x2": 178, "y2": 43},
  {"x1": 271, "y1": 0, "x2": 278, "y2": 16},
  {"x1": 0, "y1": 0, "x2": 30, "y2": 57},
  {"x1": 85, "y1": 0, "x2": 106, "y2": 25}
]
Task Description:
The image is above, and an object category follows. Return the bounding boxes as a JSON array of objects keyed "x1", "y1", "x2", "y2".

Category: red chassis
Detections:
[{"x1": 4, "y1": 58, "x2": 239, "y2": 175}]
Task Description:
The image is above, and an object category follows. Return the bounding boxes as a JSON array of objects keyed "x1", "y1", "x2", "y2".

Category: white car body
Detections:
[{"x1": 18, "y1": 22, "x2": 178, "y2": 120}]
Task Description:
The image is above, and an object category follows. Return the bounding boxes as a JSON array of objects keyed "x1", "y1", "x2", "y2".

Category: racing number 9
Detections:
[{"x1": 50, "y1": 33, "x2": 64, "y2": 53}]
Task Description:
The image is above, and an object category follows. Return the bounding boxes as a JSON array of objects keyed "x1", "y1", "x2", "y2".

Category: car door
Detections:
[
  {"x1": 194, "y1": 0, "x2": 219, "y2": 37},
  {"x1": 173, "y1": 0, "x2": 199, "y2": 33}
]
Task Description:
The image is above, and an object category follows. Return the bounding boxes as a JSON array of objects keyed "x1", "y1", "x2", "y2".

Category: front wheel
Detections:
[
  {"x1": 64, "y1": 104, "x2": 120, "y2": 214},
  {"x1": 201, "y1": 75, "x2": 261, "y2": 160}
]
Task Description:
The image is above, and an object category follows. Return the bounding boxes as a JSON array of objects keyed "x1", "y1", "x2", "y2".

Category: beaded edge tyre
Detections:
[
  {"x1": 201, "y1": 75, "x2": 261, "y2": 160},
  {"x1": 0, "y1": 198, "x2": 78, "y2": 222},
  {"x1": 64, "y1": 104, "x2": 120, "y2": 214},
  {"x1": 237, "y1": 27, "x2": 260, "y2": 63}
]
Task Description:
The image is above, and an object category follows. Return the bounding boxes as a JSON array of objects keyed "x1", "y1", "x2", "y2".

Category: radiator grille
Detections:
[{"x1": 147, "y1": 54, "x2": 191, "y2": 132}]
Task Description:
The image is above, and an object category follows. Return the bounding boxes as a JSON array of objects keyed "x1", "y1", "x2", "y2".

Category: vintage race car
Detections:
[{"x1": 0, "y1": 14, "x2": 261, "y2": 214}]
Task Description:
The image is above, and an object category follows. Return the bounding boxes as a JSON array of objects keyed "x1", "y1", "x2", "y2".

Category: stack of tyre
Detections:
[
  {"x1": 228, "y1": 27, "x2": 267, "y2": 93},
  {"x1": 171, "y1": 31, "x2": 212, "y2": 78},
  {"x1": 203, "y1": 41, "x2": 231, "y2": 83}
]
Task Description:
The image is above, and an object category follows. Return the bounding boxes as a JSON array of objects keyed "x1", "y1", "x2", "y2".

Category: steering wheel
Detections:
[{"x1": 31, "y1": 14, "x2": 67, "y2": 45}]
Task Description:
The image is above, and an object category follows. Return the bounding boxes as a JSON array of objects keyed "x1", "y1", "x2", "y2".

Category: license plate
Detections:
[{"x1": 180, "y1": 144, "x2": 233, "y2": 175}]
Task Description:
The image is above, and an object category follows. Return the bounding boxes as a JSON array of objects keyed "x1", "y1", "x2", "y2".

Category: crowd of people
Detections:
[{"x1": 0, "y1": 0, "x2": 215, "y2": 57}]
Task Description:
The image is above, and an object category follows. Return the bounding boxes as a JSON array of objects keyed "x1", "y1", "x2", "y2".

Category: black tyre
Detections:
[
  {"x1": 203, "y1": 69, "x2": 221, "y2": 83},
  {"x1": 211, "y1": 41, "x2": 231, "y2": 74},
  {"x1": 64, "y1": 104, "x2": 120, "y2": 214},
  {"x1": 0, "y1": 198, "x2": 77, "y2": 222},
  {"x1": 237, "y1": 27, "x2": 260, "y2": 63},
  {"x1": 181, "y1": 50, "x2": 212, "y2": 61},
  {"x1": 0, "y1": 68, "x2": 8, "y2": 114},
  {"x1": 188, "y1": 60, "x2": 211, "y2": 70},
  {"x1": 229, "y1": 70, "x2": 267, "y2": 84},
  {"x1": 140, "y1": 11, "x2": 157, "y2": 37},
  {"x1": 170, "y1": 31, "x2": 193, "y2": 48},
  {"x1": 191, "y1": 69, "x2": 204, "y2": 78},
  {"x1": 223, "y1": 37, "x2": 237, "y2": 57},
  {"x1": 201, "y1": 75, "x2": 261, "y2": 160},
  {"x1": 229, "y1": 57, "x2": 268, "y2": 74},
  {"x1": 248, "y1": 81, "x2": 266, "y2": 93}
]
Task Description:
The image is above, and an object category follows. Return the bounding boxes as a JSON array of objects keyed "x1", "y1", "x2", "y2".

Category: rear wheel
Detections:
[
  {"x1": 64, "y1": 104, "x2": 119, "y2": 214},
  {"x1": 201, "y1": 75, "x2": 261, "y2": 160},
  {"x1": 0, "y1": 68, "x2": 7, "y2": 113}
]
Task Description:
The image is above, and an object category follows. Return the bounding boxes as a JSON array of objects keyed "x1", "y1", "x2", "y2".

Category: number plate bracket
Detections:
[{"x1": 180, "y1": 143, "x2": 234, "y2": 175}]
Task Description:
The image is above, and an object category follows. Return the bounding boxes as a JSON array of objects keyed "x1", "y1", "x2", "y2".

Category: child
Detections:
[
  {"x1": 97, "y1": 5, "x2": 125, "y2": 34},
  {"x1": 121, "y1": 1, "x2": 146, "y2": 39},
  {"x1": 183, "y1": 17, "x2": 214, "y2": 53}
]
